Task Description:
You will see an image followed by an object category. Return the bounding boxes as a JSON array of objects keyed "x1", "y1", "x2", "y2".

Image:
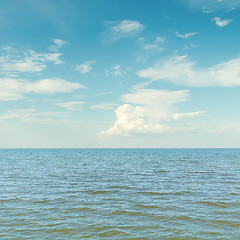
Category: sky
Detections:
[{"x1": 1, "y1": 0, "x2": 240, "y2": 148}]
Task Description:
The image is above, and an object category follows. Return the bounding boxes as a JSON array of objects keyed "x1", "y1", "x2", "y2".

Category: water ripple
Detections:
[{"x1": 0, "y1": 148, "x2": 239, "y2": 239}]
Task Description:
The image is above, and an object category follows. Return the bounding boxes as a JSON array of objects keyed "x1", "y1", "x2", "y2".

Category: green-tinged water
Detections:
[{"x1": 0, "y1": 148, "x2": 239, "y2": 239}]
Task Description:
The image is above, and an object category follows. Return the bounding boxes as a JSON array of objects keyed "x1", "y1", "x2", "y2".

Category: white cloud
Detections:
[
  {"x1": 28, "y1": 50, "x2": 63, "y2": 64},
  {"x1": 112, "y1": 20, "x2": 143, "y2": 35},
  {"x1": 0, "y1": 48, "x2": 63, "y2": 74},
  {"x1": 101, "y1": 89, "x2": 205, "y2": 136},
  {"x1": 0, "y1": 56, "x2": 46, "y2": 73},
  {"x1": 75, "y1": 61, "x2": 96, "y2": 74},
  {"x1": 104, "y1": 20, "x2": 144, "y2": 42},
  {"x1": 113, "y1": 64, "x2": 127, "y2": 76},
  {"x1": 175, "y1": 32, "x2": 198, "y2": 38},
  {"x1": 122, "y1": 89, "x2": 189, "y2": 106},
  {"x1": 105, "y1": 65, "x2": 128, "y2": 76},
  {"x1": 29, "y1": 78, "x2": 84, "y2": 94},
  {"x1": 0, "y1": 109, "x2": 35, "y2": 120},
  {"x1": 172, "y1": 111, "x2": 205, "y2": 120},
  {"x1": 53, "y1": 39, "x2": 68, "y2": 48},
  {"x1": 212, "y1": 17, "x2": 232, "y2": 27},
  {"x1": 143, "y1": 36, "x2": 165, "y2": 52},
  {"x1": 137, "y1": 55, "x2": 240, "y2": 87},
  {"x1": 49, "y1": 38, "x2": 68, "y2": 52},
  {"x1": 0, "y1": 92, "x2": 23, "y2": 101},
  {"x1": 102, "y1": 103, "x2": 169, "y2": 135},
  {"x1": 0, "y1": 77, "x2": 84, "y2": 101},
  {"x1": 2, "y1": 46, "x2": 16, "y2": 53},
  {"x1": 55, "y1": 101, "x2": 85, "y2": 111},
  {"x1": 0, "y1": 109, "x2": 67, "y2": 123},
  {"x1": 96, "y1": 91, "x2": 114, "y2": 96},
  {"x1": 113, "y1": 65, "x2": 121, "y2": 75},
  {"x1": 91, "y1": 103, "x2": 117, "y2": 110},
  {"x1": 137, "y1": 36, "x2": 166, "y2": 63}
]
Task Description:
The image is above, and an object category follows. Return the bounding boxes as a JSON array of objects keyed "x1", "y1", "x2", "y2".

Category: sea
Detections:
[{"x1": 0, "y1": 148, "x2": 239, "y2": 239}]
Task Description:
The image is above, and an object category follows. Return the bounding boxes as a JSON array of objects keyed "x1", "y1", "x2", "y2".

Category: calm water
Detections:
[{"x1": 0, "y1": 148, "x2": 239, "y2": 239}]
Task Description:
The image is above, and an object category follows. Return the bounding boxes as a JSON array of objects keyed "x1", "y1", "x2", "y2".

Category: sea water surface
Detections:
[{"x1": 0, "y1": 148, "x2": 239, "y2": 239}]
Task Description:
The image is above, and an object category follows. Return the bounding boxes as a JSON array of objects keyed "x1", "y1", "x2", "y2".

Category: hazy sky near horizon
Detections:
[{"x1": 1, "y1": 0, "x2": 240, "y2": 148}]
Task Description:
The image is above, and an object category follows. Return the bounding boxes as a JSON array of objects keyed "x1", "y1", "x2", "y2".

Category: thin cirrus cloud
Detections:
[
  {"x1": 175, "y1": 32, "x2": 198, "y2": 38},
  {"x1": 137, "y1": 55, "x2": 240, "y2": 87},
  {"x1": 185, "y1": 0, "x2": 240, "y2": 12},
  {"x1": 212, "y1": 17, "x2": 232, "y2": 27},
  {"x1": 101, "y1": 88, "x2": 205, "y2": 136},
  {"x1": 137, "y1": 36, "x2": 166, "y2": 63},
  {"x1": 0, "y1": 77, "x2": 84, "y2": 101},
  {"x1": 75, "y1": 61, "x2": 96, "y2": 74},
  {"x1": 55, "y1": 101, "x2": 85, "y2": 111},
  {"x1": 104, "y1": 20, "x2": 144, "y2": 42}
]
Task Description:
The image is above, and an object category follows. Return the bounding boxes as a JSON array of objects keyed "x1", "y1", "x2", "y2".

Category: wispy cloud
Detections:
[
  {"x1": 212, "y1": 17, "x2": 232, "y2": 27},
  {"x1": 113, "y1": 64, "x2": 127, "y2": 76},
  {"x1": 137, "y1": 36, "x2": 166, "y2": 63},
  {"x1": 137, "y1": 55, "x2": 240, "y2": 87},
  {"x1": 0, "y1": 55, "x2": 46, "y2": 73},
  {"x1": 0, "y1": 92, "x2": 23, "y2": 101},
  {"x1": 104, "y1": 20, "x2": 144, "y2": 42},
  {"x1": 143, "y1": 36, "x2": 165, "y2": 52},
  {"x1": 75, "y1": 61, "x2": 96, "y2": 74},
  {"x1": 0, "y1": 109, "x2": 67, "y2": 123},
  {"x1": 55, "y1": 101, "x2": 85, "y2": 111},
  {"x1": 91, "y1": 103, "x2": 117, "y2": 110},
  {"x1": 48, "y1": 38, "x2": 68, "y2": 52},
  {"x1": 0, "y1": 47, "x2": 63, "y2": 74},
  {"x1": 185, "y1": 0, "x2": 240, "y2": 12},
  {"x1": 113, "y1": 65, "x2": 122, "y2": 75},
  {"x1": 96, "y1": 91, "x2": 114, "y2": 96},
  {"x1": 0, "y1": 77, "x2": 84, "y2": 101},
  {"x1": 28, "y1": 50, "x2": 63, "y2": 64},
  {"x1": 105, "y1": 65, "x2": 128, "y2": 76},
  {"x1": 101, "y1": 89, "x2": 205, "y2": 136},
  {"x1": 175, "y1": 32, "x2": 198, "y2": 38}
]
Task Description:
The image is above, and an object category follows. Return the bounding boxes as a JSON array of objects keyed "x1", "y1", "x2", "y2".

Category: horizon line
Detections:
[{"x1": 1, "y1": 147, "x2": 240, "y2": 149}]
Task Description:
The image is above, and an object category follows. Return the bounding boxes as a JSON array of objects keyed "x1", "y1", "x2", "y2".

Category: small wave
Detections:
[
  {"x1": 109, "y1": 185, "x2": 135, "y2": 190},
  {"x1": 45, "y1": 227, "x2": 77, "y2": 235},
  {"x1": 134, "y1": 203, "x2": 161, "y2": 209},
  {"x1": 173, "y1": 215, "x2": 193, "y2": 221},
  {"x1": 137, "y1": 191, "x2": 185, "y2": 196},
  {"x1": 97, "y1": 229, "x2": 131, "y2": 237},
  {"x1": 210, "y1": 220, "x2": 240, "y2": 228},
  {"x1": 155, "y1": 170, "x2": 168, "y2": 173},
  {"x1": 67, "y1": 207, "x2": 96, "y2": 213},
  {"x1": 199, "y1": 201, "x2": 240, "y2": 208},
  {"x1": 111, "y1": 210, "x2": 147, "y2": 217},
  {"x1": 0, "y1": 198, "x2": 21, "y2": 203},
  {"x1": 85, "y1": 190, "x2": 119, "y2": 195}
]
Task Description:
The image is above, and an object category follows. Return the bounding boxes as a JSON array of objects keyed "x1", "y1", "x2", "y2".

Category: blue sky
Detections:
[{"x1": 1, "y1": 0, "x2": 240, "y2": 148}]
